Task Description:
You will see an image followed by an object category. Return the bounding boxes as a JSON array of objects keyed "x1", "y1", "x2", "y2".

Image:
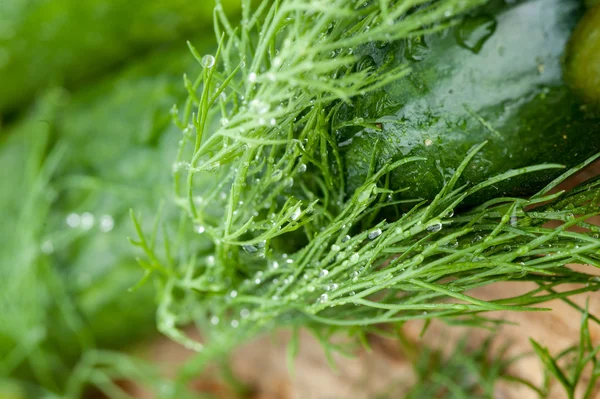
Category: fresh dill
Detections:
[{"x1": 127, "y1": 0, "x2": 600, "y2": 389}]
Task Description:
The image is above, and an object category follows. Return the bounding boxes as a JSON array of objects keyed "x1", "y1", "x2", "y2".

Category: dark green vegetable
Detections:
[{"x1": 339, "y1": 0, "x2": 600, "y2": 204}]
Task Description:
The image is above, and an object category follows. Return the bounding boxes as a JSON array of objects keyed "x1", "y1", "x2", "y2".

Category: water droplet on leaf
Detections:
[{"x1": 201, "y1": 54, "x2": 215, "y2": 68}]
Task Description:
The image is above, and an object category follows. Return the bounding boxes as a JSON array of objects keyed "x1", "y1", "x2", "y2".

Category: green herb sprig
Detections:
[{"x1": 129, "y1": 0, "x2": 600, "y2": 387}]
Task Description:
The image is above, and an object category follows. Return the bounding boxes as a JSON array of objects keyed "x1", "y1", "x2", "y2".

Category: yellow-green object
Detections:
[
  {"x1": 565, "y1": 4, "x2": 600, "y2": 106},
  {"x1": 0, "y1": 0, "x2": 237, "y2": 116}
]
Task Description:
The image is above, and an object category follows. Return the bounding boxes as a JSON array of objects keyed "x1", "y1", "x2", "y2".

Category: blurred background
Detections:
[{"x1": 0, "y1": 1, "x2": 237, "y2": 397}]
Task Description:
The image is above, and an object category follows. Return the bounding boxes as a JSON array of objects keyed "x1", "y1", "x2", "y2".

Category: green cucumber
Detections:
[{"x1": 338, "y1": 0, "x2": 600, "y2": 204}]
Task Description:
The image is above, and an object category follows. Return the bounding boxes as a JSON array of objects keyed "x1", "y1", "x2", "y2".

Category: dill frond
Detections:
[{"x1": 127, "y1": 0, "x2": 600, "y2": 389}]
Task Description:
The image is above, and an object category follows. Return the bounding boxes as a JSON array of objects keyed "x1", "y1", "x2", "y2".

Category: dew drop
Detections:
[
  {"x1": 298, "y1": 163, "x2": 307, "y2": 173},
  {"x1": 283, "y1": 177, "x2": 294, "y2": 188},
  {"x1": 230, "y1": 290, "x2": 238, "y2": 298},
  {"x1": 319, "y1": 269, "x2": 329, "y2": 278},
  {"x1": 290, "y1": 207, "x2": 301, "y2": 221},
  {"x1": 368, "y1": 228, "x2": 382, "y2": 240},
  {"x1": 272, "y1": 169, "x2": 283, "y2": 181},
  {"x1": 201, "y1": 54, "x2": 215, "y2": 68},
  {"x1": 331, "y1": 244, "x2": 341, "y2": 253},
  {"x1": 66, "y1": 213, "x2": 81, "y2": 228},
  {"x1": 210, "y1": 316, "x2": 220, "y2": 325},
  {"x1": 350, "y1": 253, "x2": 359, "y2": 263},
  {"x1": 206, "y1": 161, "x2": 221, "y2": 173},
  {"x1": 195, "y1": 225, "x2": 206, "y2": 234},
  {"x1": 41, "y1": 240, "x2": 54, "y2": 254},
  {"x1": 319, "y1": 293, "x2": 329, "y2": 303},
  {"x1": 248, "y1": 72, "x2": 257, "y2": 82},
  {"x1": 231, "y1": 320, "x2": 239, "y2": 328},
  {"x1": 426, "y1": 221, "x2": 443, "y2": 232},
  {"x1": 99, "y1": 214, "x2": 114, "y2": 232}
]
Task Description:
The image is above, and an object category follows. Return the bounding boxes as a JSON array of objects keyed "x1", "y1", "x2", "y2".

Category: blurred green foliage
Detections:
[
  {"x1": 0, "y1": 0, "x2": 236, "y2": 116},
  {"x1": 0, "y1": 38, "x2": 208, "y2": 395}
]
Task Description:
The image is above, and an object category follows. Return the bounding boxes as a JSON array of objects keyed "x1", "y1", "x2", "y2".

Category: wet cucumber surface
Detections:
[{"x1": 338, "y1": 0, "x2": 600, "y2": 204}]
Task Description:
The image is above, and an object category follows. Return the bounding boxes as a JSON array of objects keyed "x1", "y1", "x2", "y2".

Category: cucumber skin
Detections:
[{"x1": 339, "y1": 0, "x2": 600, "y2": 205}]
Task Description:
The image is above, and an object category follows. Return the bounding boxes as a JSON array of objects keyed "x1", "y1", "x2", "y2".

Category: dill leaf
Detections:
[{"x1": 127, "y1": 0, "x2": 600, "y2": 387}]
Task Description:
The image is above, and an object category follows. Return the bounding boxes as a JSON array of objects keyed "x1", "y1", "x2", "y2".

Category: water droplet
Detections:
[
  {"x1": 195, "y1": 225, "x2": 206, "y2": 234},
  {"x1": 319, "y1": 269, "x2": 329, "y2": 278},
  {"x1": 290, "y1": 207, "x2": 301, "y2": 221},
  {"x1": 220, "y1": 117, "x2": 230, "y2": 126},
  {"x1": 231, "y1": 320, "x2": 239, "y2": 328},
  {"x1": 455, "y1": 15, "x2": 497, "y2": 54},
  {"x1": 66, "y1": 213, "x2": 81, "y2": 228},
  {"x1": 342, "y1": 235, "x2": 351, "y2": 243},
  {"x1": 271, "y1": 261, "x2": 279, "y2": 269},
  {"x1": 307, "y1": 285, "x2": 315, "y2": 292},
  {"x1": 242, "y1": 244, "x2": 258, "y2": 254},
  {"x1": 206, "y1": 161, "x2": 221, "y2": 173},
  {"x1": 248, "y1": 72, "x2": 257, "y2": 82},
  {"x1": 283, "y1": 177, "x2": 294, "y2": 188},
  {"x1": 240, "y1": 308, "x2": 250, "y2": 318},
  {"x1": 331, "y1": 244, "x2": 341, "y2": 252},
  {"x1": 41, "y1": 240, "x2": 54, "y2": 254},
  {"x1": 357, "y1": 184, "x2": 375, "y2": 203},
  {"x1": 230, "y1": 290, "x2": 238, "y2": 298},
  {"x1": 298, "y1": 163, "x2": 307, "y2": 173},
  {"x1": 201, "y1": 54, "x2": 215, "y2": 68},
  {"x1": 272, "y1": 169, "x2": 283, "y2": 181},
  {"x1": 368, "y1": 228, "x2": 382, "y2": 240},
  {"x1": 426, "y1": 221, "x2": 442, "y2": 232},
  {"x1": 99, "y1": 214, "x2": 114, "y2": 232},
  {"x1": 210, "y1": 316, "x2": 220, "y2": 325},
  {"x1": 350, "y1": 253, "x2": 359, "y2": 263},
  {"x1": 319, "y1": 293, "x2": 329, "y2": 303}
]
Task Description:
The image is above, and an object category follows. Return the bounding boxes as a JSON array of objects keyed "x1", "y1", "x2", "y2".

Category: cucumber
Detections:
[{"x1": 338, "y1": 0, "x2": 600, "y2": 204}]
